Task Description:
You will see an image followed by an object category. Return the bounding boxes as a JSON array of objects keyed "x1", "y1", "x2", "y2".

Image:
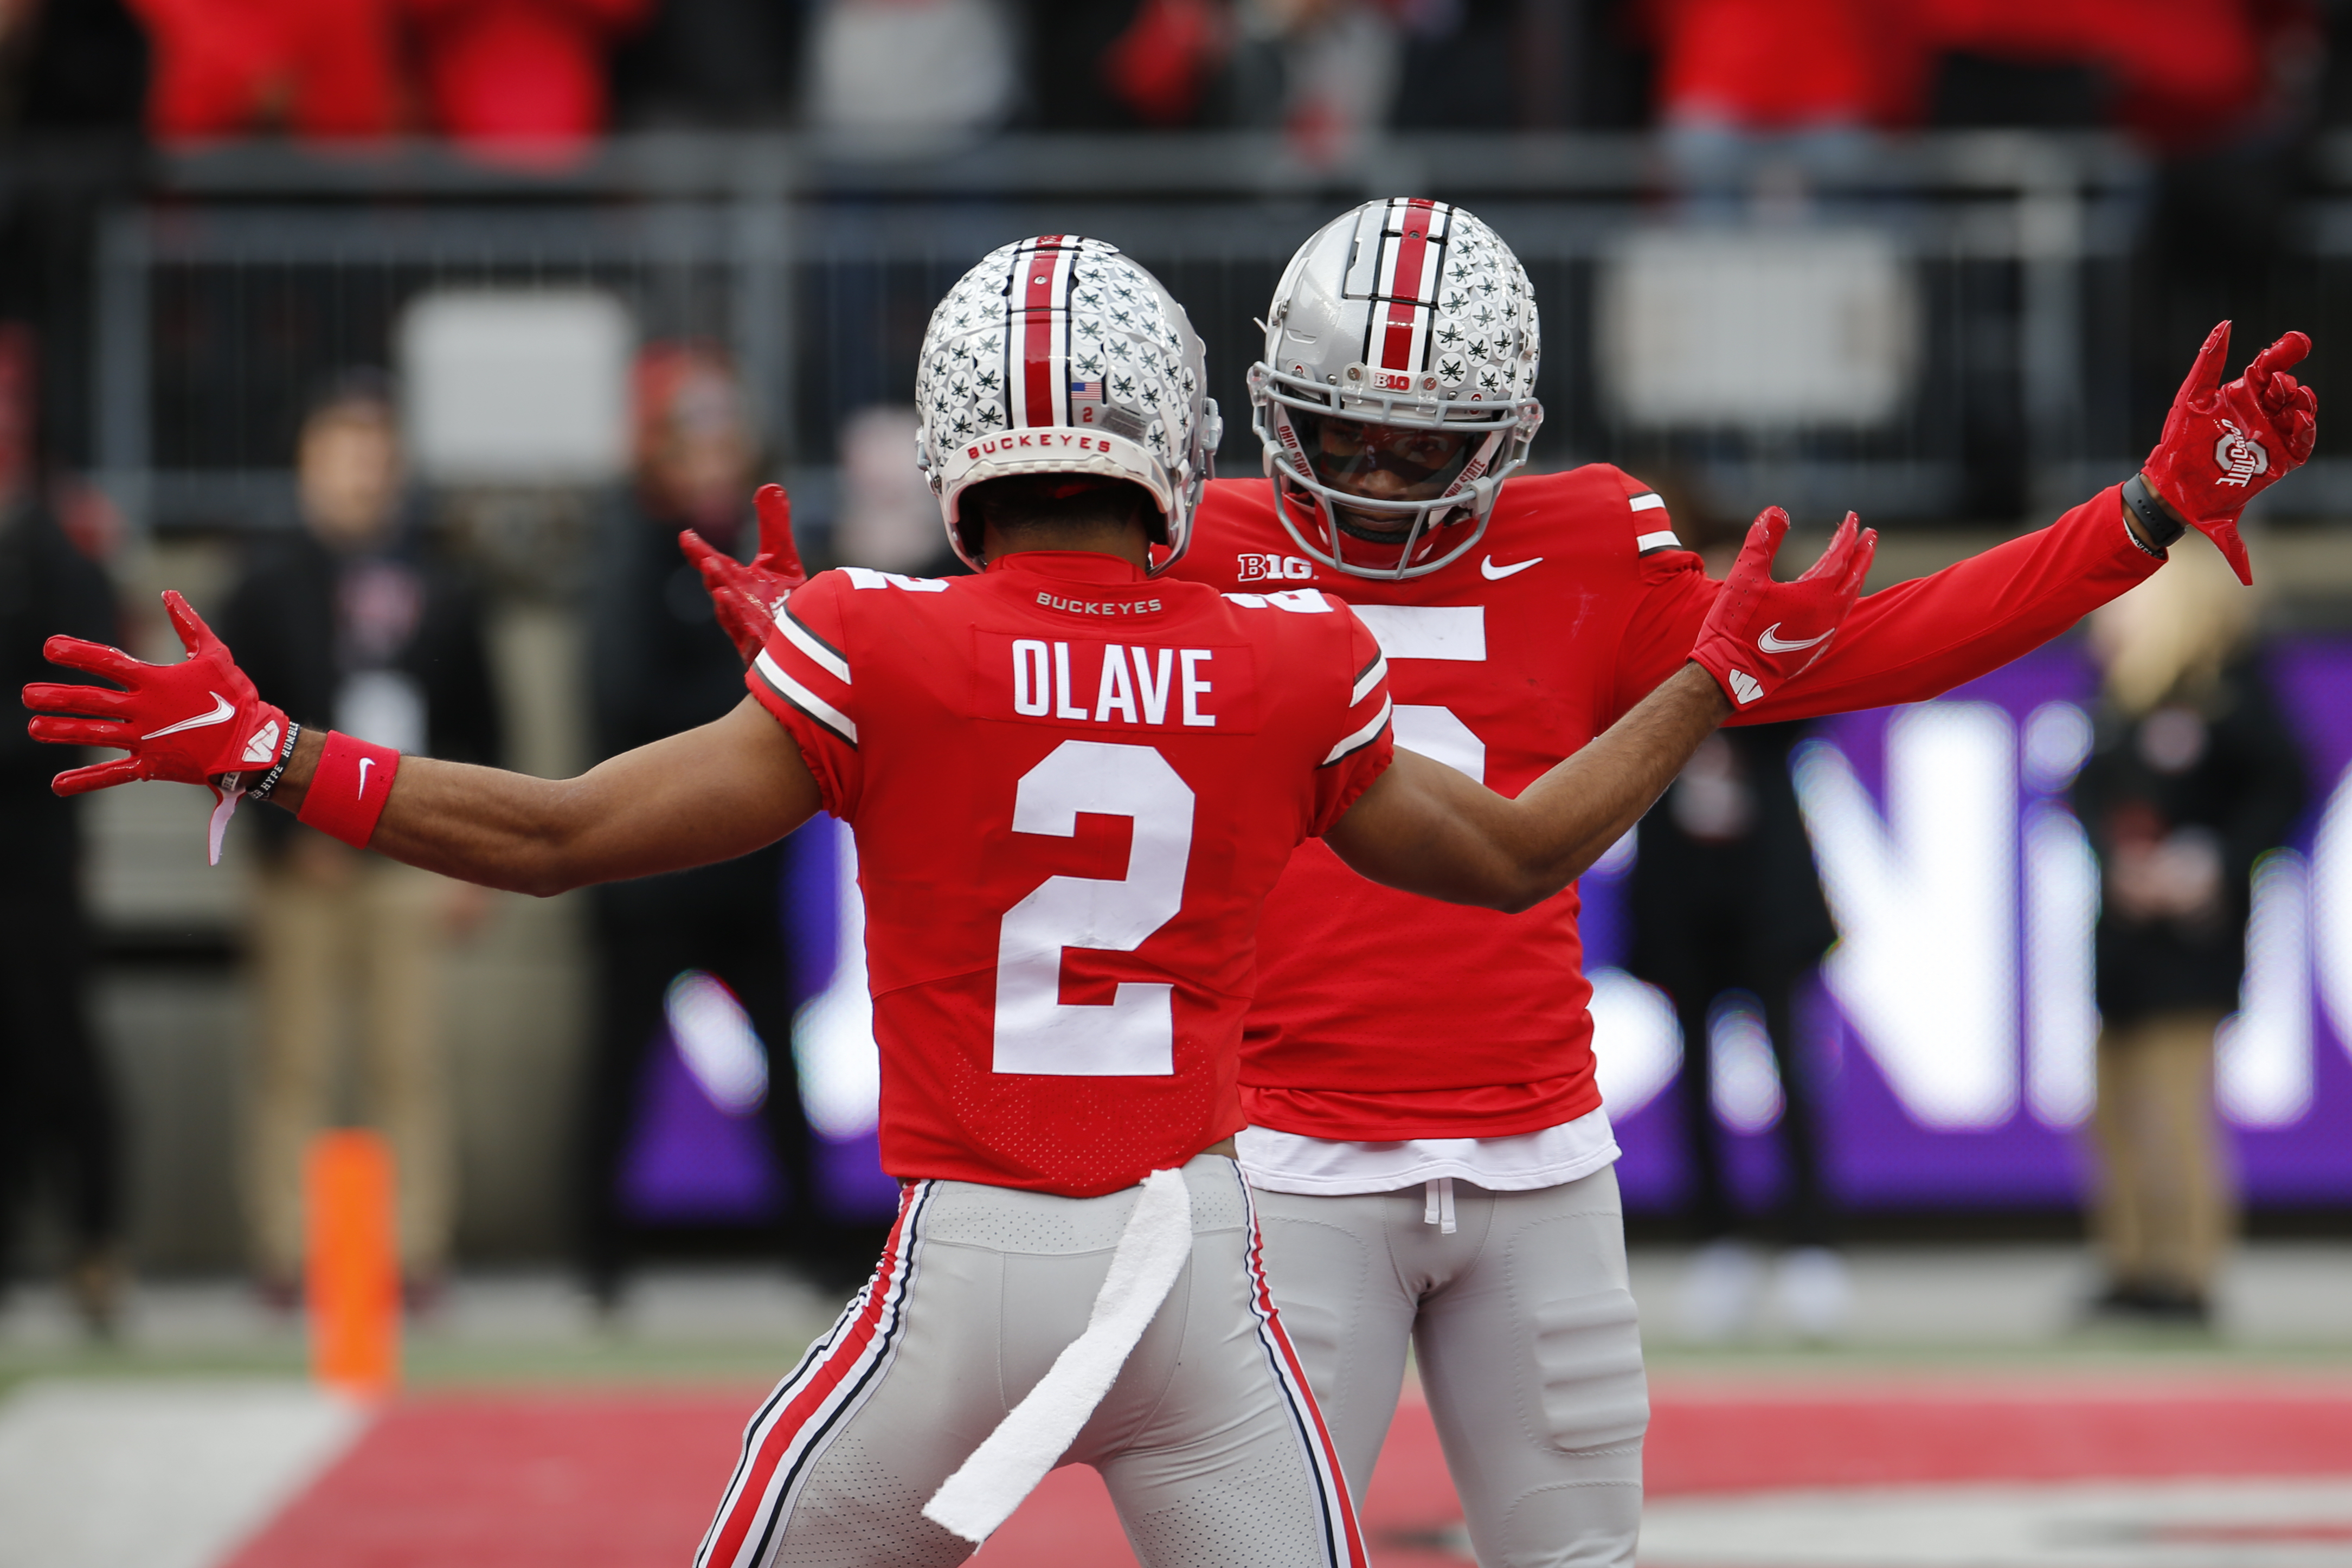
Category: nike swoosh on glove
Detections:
[
  {"x1": 681, "y1": 482, "x2": 807, "y2": 665},
  {"x1": 2141, "y1": 322, "x2": 2318, "y2": 586},
  {"x1": 23, "y1": 590, "x2": 290, "y2": 862},
  {"x1": 1688, "y1": 507, "x2": 1877, "y2": 710}
]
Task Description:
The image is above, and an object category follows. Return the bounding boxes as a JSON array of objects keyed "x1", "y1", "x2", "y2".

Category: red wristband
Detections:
[{"x1": 297, "y1": 731, "x2": 401, "y2": 847}]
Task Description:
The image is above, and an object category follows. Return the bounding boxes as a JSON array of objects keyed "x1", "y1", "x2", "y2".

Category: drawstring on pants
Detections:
[{"x1": 1423, "y1": 1176, "x2": 1456, "y2": 1235}]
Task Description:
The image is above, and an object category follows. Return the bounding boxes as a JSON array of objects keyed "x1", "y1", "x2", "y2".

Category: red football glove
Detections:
[
  {"x1": 681, "y1": 482, "x2": 807, "y2": 665},
  {"x1": 22, "y1": 590, "x2": 291, "y2": 862},
  {"x1": 2141, "y1": 322, "x2": 2317, "y2": 586},
  {"x1": 1689, "y1": 507, "x2": 1877, "y2": 710}
]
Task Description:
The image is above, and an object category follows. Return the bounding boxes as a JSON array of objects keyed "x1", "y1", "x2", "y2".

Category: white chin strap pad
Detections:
[{"x1": 922, "y1": 1166, "x2": 1194, "y2": 1544}]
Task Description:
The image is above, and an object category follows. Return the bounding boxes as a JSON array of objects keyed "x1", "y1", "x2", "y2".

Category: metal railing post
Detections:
[{"x1": 92, "y1": 205, "x2": 151, "y2": 536}]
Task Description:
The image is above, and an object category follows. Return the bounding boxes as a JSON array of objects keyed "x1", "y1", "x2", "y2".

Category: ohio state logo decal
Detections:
[{"x1": 2214, "y1": 420, "x2": 2270, "y2": 489}]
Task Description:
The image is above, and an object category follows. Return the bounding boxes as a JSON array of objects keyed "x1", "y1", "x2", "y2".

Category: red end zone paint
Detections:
[
  {"x1": 218, "y1": 1376, "x2": 2352, "y2": 1568},
  {"x1": 1646, "y1": 1377, "x2": 2352, "y2": 1496},
  {"x1": 222, "y1": 1392, "x2": 753, "y2": 1568}
]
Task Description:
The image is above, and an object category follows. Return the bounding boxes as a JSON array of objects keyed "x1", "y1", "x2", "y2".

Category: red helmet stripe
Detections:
[
  {"x1": 1377, "y1": 198, "x2": 1442, "y2": 372},
  {"x1": 1016, "y1": 236, "x2": 1072, "y2": 428}
]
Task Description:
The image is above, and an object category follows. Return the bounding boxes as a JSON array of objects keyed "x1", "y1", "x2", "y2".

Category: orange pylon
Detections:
[{"x1": 305, "y1": 1130, "x2": 400, "y2": 1399}]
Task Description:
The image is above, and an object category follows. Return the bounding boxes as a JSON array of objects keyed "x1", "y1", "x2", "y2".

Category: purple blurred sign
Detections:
[{"x1": 1583, "y1": 638, "x2": 2352, "y2": 1213}]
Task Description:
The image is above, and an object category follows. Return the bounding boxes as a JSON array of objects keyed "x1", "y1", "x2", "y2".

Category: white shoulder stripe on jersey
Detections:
[
  {"x1": 1321, "y1": 697, "x2": 1392, "y2": 767},
  {"x1": 1349, "y1": 653, "x2": 1387, "y2": 708},
  {"x1": 1636, "y1": 529, "x2": 1682, "y2": 554},
  {"x1": 1629, "y1": 492, "x2": 1667, "y2": 512},
  {"x1": 776, "y1": 607, "x2": 851, "y2": 683},
  {"x1": 755, "y1": 650, "x2": 859, "y2": 746}
]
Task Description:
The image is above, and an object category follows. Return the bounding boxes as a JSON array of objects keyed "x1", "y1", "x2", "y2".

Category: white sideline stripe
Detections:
[
  {"x1": 923, "y1": 1169, "x2": 1193, "y2": 1544},
  {"x1": 1349, "y1": 654, "x2": 1389, "y2": 708},
  {"x1": 0, "y1": 1379, "x2": 365, "y2": 1568},
  {"x1": 1352, "y1": 605, "x2": 1486, "y2": 662},
  {"x1": 776, "y1": 612, "x2": 851, "y2": 684},
  {"x1": 1636, "y1": 529, "x2": 1682, "y2": 553},
  {"x1": 1629, "y1": 492, "x2": 1667, "y2": 513},
  {"x1": 1323, "y1": 698, "x2": 1393, "y2": 765},
  {"x1": 1637, "y1": 1477, "x2": 2352, "y2": 1567},
  {"x1": 756, "y1": 651, "x2": 858, "y2": 744}
]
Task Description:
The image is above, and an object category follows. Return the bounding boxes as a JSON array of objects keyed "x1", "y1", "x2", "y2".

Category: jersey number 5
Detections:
[{"x1": 994, "y1": 740, "x2": 1196, "y2": 1076}]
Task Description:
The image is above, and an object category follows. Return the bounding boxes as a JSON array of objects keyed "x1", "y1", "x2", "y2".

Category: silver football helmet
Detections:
[
  {"x1": 1251, "y1": 198, "x2": 1543, "y2": 579},
  {"x1": 915, "y1": 235, "x2": 1220, "y2": 574}
]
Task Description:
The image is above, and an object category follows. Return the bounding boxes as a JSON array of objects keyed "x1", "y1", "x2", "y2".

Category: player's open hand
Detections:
[
  {"x1": 1688, "y1": 507, "x2": 1877, "y2": 710},
  {"x1": 22, "y1": 590, "x2": 291, "y2": 797},
  {"x1": 682, "y1": 482, "x2": 808, "y2": 665},
  {"x1": 2143, "y1": 322, "x2": 2317, "y2": 586}
]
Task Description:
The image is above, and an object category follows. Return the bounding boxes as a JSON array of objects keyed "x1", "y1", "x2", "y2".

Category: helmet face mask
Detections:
[
  {"x1": 915, "y1": 235, "x2": 1220, "y2": 576},
  {"x1": 1250, "y1": 198, "x2": 1544, "y2": 580}
]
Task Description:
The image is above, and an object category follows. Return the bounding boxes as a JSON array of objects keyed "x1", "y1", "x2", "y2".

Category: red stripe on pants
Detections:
[{"x1": 701, "y1": 1184, "x2": 919, "y2": 1568}]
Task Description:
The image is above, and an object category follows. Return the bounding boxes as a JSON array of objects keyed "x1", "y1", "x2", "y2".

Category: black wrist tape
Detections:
[
  {"x1": 2122, "y1": 474, "x2": 2188, "y2": 554},
  {"x1": 246, "y1": 720, "x2": 302, "y2": 802}
]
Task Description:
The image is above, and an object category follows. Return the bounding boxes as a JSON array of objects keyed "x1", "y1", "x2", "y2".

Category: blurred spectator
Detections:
[
  {"x1": 0, "y1": 0, "x2": 149, "y2": 132},
  {"x1": 0, "y1": 324, "x2": 125, "y2": 1336},
  {"x1": 1097, "y1": 0, "x2": 1233, "y2": 126},
  {"x1": 404, "y1": 0, "x2": 653, "y2": 155},
  {"x1": 1642, "y1": 0, "x2": 1895, "y2": 213},
  {"x1": 217, "y1": 370, "x2": 502, "y2": 1308},
  {"x1": 2073, "y1": 548, "x2": 2304, "y2": 1326},
  {"x1": 1226, "y1": 0, "x2": 1401, "y2": 162},
  {"x1": 1625, "y1": 499, "x2": 1845, "y2": 1341},
  {"x1": 122, "y1": 0, "x2": 400, "y2": 142},
  {"x1": 831, "y1": 404, "x2": 961, "y2": 577},
  {"x1": 611, "y1": 0, "x2": 804, "y2": 127},
  {"x1": 579, "y1": 343, "x2": 814, "y2": 1309},
  {"x1": 805, "y1": 0, "x2": 1016, "y2": 138}
]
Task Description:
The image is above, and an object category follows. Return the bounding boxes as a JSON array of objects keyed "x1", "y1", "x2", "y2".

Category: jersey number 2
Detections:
[{"x1": 994, "y1": 740, "x2": 1196, "y2": 1076}]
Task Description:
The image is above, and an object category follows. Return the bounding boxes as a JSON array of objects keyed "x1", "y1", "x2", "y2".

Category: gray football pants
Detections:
[
  {"x1": 697, "y1": 1153, "x2": 1366, "y2": 1568},
  {"x1": 1252, "y1": 1167, "x2": 1648, "y2": 1567}
]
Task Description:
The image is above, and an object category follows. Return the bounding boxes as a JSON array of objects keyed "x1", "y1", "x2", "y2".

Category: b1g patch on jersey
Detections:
[{"x1": 973, "y1": 632, "x2": 1259, "y2": 734}]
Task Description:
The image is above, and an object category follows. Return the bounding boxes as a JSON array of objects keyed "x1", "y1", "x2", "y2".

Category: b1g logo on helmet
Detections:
[
  {"x1": 2215, "y1": 420, "x2": 2271, "y2": 489},
  {"x1": 1237, "y1": 552, "x2": 1316, "y2": 582}
]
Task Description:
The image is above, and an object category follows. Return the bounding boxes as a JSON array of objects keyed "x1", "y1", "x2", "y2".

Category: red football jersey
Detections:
[
  {"x1": 1172, "y1": 469, "x2": 2161, "y2": 1141},
  {"x1": 747, "y1": 550, "x2": 1393, "y2": 1197}
]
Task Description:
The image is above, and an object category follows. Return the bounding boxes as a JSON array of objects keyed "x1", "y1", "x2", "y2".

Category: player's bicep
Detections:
[
  {"x1": 1323, "y1": 747, "x2": 1521, "y2": 910},
  {"x1": 559, "y1": 697, "x2": 822, "y2": 881}
]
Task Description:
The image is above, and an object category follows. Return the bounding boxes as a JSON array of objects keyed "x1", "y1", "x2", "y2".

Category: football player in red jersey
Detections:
[
  {"x1": 27, "y1": 237, "x2": 1875, "y2": 1568},
  {"x1": 1161, "y1": 197, "x2": 2318, "y2": 1567}
]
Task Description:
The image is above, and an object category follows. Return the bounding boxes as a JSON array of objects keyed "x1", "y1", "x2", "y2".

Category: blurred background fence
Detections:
[{"x1": 79, "y1": 127, "x2": 2352, "y2": 555}]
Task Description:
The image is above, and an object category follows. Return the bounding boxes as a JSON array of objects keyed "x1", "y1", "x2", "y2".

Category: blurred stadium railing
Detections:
[{"x1": 80, "y1": 128, "x2": 2351, "y2": 555}]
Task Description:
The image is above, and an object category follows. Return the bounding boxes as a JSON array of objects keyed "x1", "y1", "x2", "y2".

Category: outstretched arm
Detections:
[
  {"x1": 266, "y1": 696, "x2": 820, "y2": 896},
  {"x1": 1328, "y1": 663, "x2": 1730, "y2": 911},
  {"x1": 1330, "y1": 507, "x2": 1870, "y2": 911},
  {"x1": 1609, "y1": 325, "x2": 2317, "y2": 729}
]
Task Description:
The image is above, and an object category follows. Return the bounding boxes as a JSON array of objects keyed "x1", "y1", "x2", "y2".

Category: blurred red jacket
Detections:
[
  {"x1": 1647, "y1": 0, "x2": 1919, "y2": 129},
  {"x1": 404, "y1": 0, "x2": 654, "y2": 149},
  {"x1": 1916, "y1": 0, "x2": 2295, "y2": 148},
  {"x1": 127, "y1": 0, "x2": 402, "y2": 142}
]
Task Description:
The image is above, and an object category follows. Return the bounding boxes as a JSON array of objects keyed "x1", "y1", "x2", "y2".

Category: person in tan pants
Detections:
[
  {"x1": 218, "y1": 372, "x2": 501, "y2": 1304},
  {"x1": 2074, "y1": 547, "x2": 2305, "y2": 1325}
]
